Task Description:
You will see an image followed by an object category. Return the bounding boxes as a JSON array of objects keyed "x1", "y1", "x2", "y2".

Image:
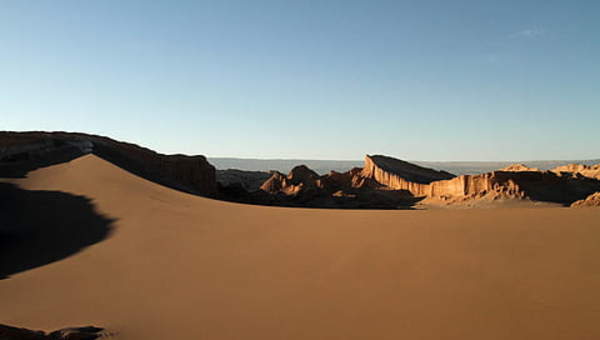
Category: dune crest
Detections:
[{"x1": 0, "y1": 131, "x2": 216, "y2": 196}]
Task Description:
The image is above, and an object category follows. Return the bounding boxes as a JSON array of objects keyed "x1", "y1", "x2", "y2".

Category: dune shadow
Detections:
[
  {"x1": 0, "y1": 183, "x2": 115, "y2": 279},
  {"x1": 0, "y1": 143, "x2": 86, "y2": 179}
]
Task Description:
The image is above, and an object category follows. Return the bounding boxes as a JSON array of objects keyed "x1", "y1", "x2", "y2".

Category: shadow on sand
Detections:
[{"x1": 0, "y1": 183, "x2": 115, "y2": 279}]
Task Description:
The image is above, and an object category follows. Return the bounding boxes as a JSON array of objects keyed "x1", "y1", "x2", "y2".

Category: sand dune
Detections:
[{"x1": 1, "y1": 154, "x2": 600, "y2": 339}]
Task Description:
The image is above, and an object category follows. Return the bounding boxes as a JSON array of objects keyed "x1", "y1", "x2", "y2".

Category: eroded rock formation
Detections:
[
  {"x1": 361, "y1": 155, "x2": 455, "y2": 191},
  {"x1": 551, "y1": 163, "x2": 600, "y2": 180},
  {"x1": 427, "y1": 170, "x2": 600, "y2": 204},
  {"x1": 218, "y1": 154, "x2": 600, "y2": 208}
]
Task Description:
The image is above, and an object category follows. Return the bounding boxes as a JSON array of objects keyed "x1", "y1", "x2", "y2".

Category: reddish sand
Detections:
[{"x1": 1, "y1": 155, "x2": 599, "y2": 339}]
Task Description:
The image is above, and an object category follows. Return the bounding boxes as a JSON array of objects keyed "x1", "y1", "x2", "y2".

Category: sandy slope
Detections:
[{"x1": 1, "y1": 154, "x2": 599, "y2": 340}]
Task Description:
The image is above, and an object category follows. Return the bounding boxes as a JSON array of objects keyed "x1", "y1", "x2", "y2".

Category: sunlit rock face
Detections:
[
  {"x1": 552, "y1": 163, "x2": 600, "y2": 180},
  {"x1": 360, "y1": 154, "x2": 455, "y2": 197}
]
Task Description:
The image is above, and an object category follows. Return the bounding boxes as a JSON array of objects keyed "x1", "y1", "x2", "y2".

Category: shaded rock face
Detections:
[
  {"x1": 216, "y1": 169, "x2": 271, "y2": 193},
  {"x1": 361, "y1": 155, "x2": 455, "y2": 185},
  {"x1": 571, "y1": 192, "x2": 600, "y2": 207},
  {"x1": 0, "y1": 324, "x2": 104, "y2": 340},
  {"x1": 0, "y1": 132, "x2": 216, "y2": 197}
]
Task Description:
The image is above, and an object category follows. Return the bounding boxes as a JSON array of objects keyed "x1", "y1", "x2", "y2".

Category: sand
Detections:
[{"x1": 1, "y1": 154, "x2": 599, "y2": 339}]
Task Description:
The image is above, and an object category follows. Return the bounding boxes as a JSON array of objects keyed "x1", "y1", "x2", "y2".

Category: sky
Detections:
[{"x1": 1, "y1": 0, "x2": 599, "y2": 161}]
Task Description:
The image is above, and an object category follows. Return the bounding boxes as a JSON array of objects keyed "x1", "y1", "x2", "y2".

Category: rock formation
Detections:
[
  {"x1": 0, "y1": 324, "x2": 105, "y2": 340},
  {"x1": 215, "y1": 164, "x2": 417, "y2": 208},
  {"x1": 361, "y1": 155, "x2": 455, "y2": 191},
  {"x1": 571, "y1": 192, "x2": 600, "y2": 207},
  {"x1": 0, "y1": 132, "x2": 216, "y2": 197},
  {"x1": 427, "y1": 170, "x2": 600, "y2": 204},
  {"x1": 219, "y1": 154, "x2": 600, "y2": 208},
  {"x1": 551, "y1": 163, "x2": 600, "y2": 180}
]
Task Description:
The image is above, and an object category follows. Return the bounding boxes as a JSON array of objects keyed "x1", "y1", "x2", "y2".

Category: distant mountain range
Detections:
[{"x1": 209, "y1": 157, "x2": 600, "y2": 176}]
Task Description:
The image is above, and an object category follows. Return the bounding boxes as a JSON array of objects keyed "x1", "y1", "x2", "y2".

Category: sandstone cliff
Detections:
[{"x1": 360, "y1": 155, "x2": 455, "y2": 196}]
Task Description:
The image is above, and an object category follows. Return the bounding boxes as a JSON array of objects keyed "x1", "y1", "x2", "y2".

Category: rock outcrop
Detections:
[
  {"x1": 551, "y1": 163, "x2": 600, "y2": 180},
  {"x1": 427, "y1": 170, "x2": 600, "y2": 204},
  {"x1": 571, "y1": 192, "x2": 600, "y2": 207},
  {"x1": 0, "y1": 324, "x2": 105, "y2": 340},
  {"x1": 218, "y1": 164, "x2": 417, "y2": 209},
  {"x1": 0, "y1": 132, "x2": 216, "y2": 197},
  {"x1": 361, "y1": 155, "x2": 455, "y2": 186}
]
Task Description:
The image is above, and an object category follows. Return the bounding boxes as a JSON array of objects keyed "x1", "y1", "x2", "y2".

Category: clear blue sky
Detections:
[{"x1": 1, "y1": 1, "x2": 599, "y2": 161}]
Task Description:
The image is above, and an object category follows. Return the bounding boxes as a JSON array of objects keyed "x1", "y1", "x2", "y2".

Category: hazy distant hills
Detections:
[{"x1": 209, "y1": 157, "x2": 600, "y2": 176}]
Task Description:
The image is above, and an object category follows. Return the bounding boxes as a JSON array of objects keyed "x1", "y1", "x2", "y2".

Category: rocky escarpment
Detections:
[
  {"x1": 571, "y1": 192, "x2": 600, "y2": 207},
  {"x1": 0, "y1": 324, "x2": 105, "y2": 340},
  {"x1": 361, "y1": 155, "x2": 455, "y2": 190},
  {"x1": 360, "y1": 155, "x2": 456, "y2": 197},
  {"x1": 0, "y1": 132, "x2": 216, "y2": 197}
]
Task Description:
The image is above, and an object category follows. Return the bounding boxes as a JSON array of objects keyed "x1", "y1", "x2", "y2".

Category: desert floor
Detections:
[{"x1": 1, "y1": 155, "x2": 599, "y2": 339}]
